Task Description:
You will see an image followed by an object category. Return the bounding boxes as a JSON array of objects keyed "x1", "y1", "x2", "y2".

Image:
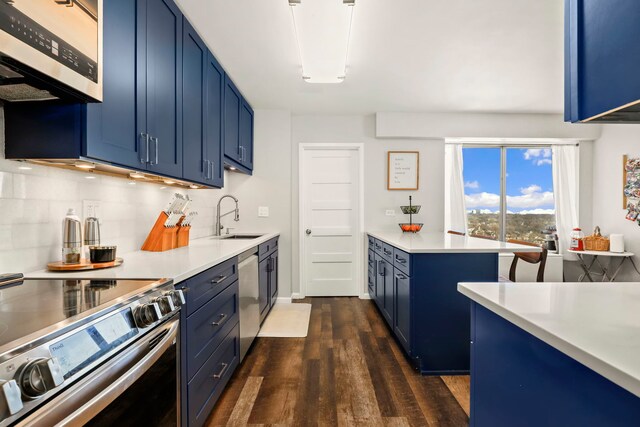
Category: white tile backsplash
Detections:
[{"x1": 0, "y1": 105, "x2": 226, "y2": 273}]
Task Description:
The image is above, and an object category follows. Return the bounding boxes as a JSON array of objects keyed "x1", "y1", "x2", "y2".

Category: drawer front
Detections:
[
  {"x1": 186, "y1": 280, "x2": 239, "y2": 380},
  {"x1": 184, "y1": 257, "x2": 238, "y2": 316},
  {"x1": 188, "y1": 323, "x2": 240, "y2": 427},
  {"x1": 393, "y1": 248, "x2": 411, "y2": 276},
  {"x1": 367, "y1": 249, "x2": 376, "y2": 271},
  {"x1": 373, "y1": 239, "x2": 384, "y2": 255},
  {"x1": 394, "y1": 268, "x2": 411, "y2": 354},
  {"x1": 259, "y1": 237, "x2": 278, "y2": 260},
  {"x1": 381, "y1": 242, "x2": 394, "y2": 263},
  {"x1": 368, "y1": 235, "x2": 375, "y2": 251}
]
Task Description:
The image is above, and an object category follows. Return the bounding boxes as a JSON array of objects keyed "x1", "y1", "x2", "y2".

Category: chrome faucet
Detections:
[{"x1": 215, "y1": 195, "x2": 239, "y2": 236}]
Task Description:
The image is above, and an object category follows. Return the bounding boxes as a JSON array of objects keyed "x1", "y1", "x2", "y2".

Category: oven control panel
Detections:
[{"x1": 0, "y1": 284, "x2": 183, "y2": 426}]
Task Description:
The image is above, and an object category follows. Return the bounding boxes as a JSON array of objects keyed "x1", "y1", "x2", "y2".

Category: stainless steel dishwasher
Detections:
[{"x1": 238, "y1": 248, "x2": 260, "y2": 361}]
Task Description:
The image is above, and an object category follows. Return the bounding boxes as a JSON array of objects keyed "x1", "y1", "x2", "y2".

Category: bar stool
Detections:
[{"x1": 507, "y1": 239, "x2": 548, "y2": 282}]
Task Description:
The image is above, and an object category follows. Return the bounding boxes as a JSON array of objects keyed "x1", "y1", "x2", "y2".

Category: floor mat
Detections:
[{"x1": 257, "y1": 303, "x2": 312, "y2": 338}]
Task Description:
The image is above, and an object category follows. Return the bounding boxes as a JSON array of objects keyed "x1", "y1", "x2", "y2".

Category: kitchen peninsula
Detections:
[
  {"x1": 367, "y1": 231, "x2": 539, "y2": 374},
  {"x1": 458, "y1": 282, "x2": 640, "y2": 426}
]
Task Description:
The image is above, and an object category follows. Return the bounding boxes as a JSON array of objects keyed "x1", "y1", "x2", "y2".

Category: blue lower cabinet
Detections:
[
  {"x1": 367, "y1": 234, "x2": 498, "y2": 374},
  {"x1": 470, "y1": 303, "x2": 640, "y2": 426},
  {"x1": 258, "y1": 257, "x2": 270, "y2": 322},
  {"x1": 187, "y1": 323, "x2": 240, "y2": 427},
  {"x1": 175, "y1": 257, "x2": 241, "y2": 427}
]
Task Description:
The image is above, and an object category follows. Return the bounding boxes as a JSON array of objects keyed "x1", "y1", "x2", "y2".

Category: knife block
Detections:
[
  {"x1": 177, "y1": 226, "x2": 191, "y2": 248},
  {"x1": 141, "y1": 212, "x2": 187, "y2": 252}
]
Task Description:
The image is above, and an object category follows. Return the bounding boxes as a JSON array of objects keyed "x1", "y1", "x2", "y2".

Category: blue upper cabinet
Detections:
[
  {"x1": 239, "y1": 99, "x2": 254, "y2": 170},
  {"x1": 84, "y1": 0, "x2": 141, "y2": 168},
  {"x1": 182, "y1": 19, "x2": 207, "y2": 184},
  {"x1": 140, "y1": 0, "x2": 183, "y2": 177},
  {"x1": 565, "y1": 0, "x2": 640, "y2": 123},
  {"x1": 223, "y1": 75, "x2": 254, "y2": 174},
  {"x1": 224, "y1": 76, "x2": 242, "y2": 164},
  {"x1": 206, "y1": 52, "x2": 225, "y2": 187}
]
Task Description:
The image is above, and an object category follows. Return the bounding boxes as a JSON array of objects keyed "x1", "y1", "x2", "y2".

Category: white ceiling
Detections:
[{"x1": 176, "y1": 0, "x2": 564, "y2": 114}]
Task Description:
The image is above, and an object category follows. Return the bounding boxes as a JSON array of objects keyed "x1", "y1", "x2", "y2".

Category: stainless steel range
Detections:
[{"x1": 0, "y1": 273, "x2": 184, "y2": 426}]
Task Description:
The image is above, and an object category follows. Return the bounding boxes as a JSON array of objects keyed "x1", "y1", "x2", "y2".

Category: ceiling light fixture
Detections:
[{"x1": 289, "y1": 0, "x2": 355, "y2": 84}]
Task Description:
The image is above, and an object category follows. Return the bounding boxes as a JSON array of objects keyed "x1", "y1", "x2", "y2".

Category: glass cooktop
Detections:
[{"x1": 0, "y1": 278, "x2": 165, "y2": 349}]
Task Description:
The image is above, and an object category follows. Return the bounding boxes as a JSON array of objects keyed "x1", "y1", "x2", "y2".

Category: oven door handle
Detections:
[{"x1": 18, "y1": 316, "x2": 180, "y2": 427}]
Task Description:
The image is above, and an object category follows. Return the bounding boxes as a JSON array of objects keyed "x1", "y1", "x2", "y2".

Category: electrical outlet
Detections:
[
  {"x1": 385, "y1": 209, "x2": 396, "y2": 216},
  {"x1": 258, "y1": 206, "x2": 269, "y2": 217},
  {"x1": 83, "y1": 200, "x2": 101, "y2": 221}
]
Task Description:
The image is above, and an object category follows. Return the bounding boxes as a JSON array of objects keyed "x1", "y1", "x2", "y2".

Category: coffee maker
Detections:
[{"x1": 541, "y1": 226, "x2": 559, "y2": 253}]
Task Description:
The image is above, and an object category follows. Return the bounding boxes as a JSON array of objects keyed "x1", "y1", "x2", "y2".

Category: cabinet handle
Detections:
[
  {"x1": 209, "y1": 160, "x2": 214, "y2": 180},
  {"x1": 211, "y1": 313, "x2": 227, "y2": 326},
  {"x1": 153, "y1": 137, "x2": 159, "y2": 165},
  {"x1": 211, "y1": 362, "x2": 229, "y2": 379},
  {"x1": 139, "y1": 133, "x2": 149, "y2": 164},
  {"x1": 383, "y1": 248, "x2": 392, "y2": 255},
  {"x1": 375, "y1": 244, "x2": 382, "y2": 250},
  {"x1": 211, "y1": 275, "x2": 227, "y2": 284},
  {"x1": 378, "y1": 260, "x2": 385, "y2": 276},
  {"x1": 396, "y1": 257, "x2": 407, "y2": 264},
  {"x1": 395, "y1": 273, "x2": 406, "y2": 280}
]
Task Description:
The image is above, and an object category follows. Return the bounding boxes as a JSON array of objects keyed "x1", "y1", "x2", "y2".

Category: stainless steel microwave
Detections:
[{"x1": 0, "y1": 0, "x2": 102, "y2": 102}]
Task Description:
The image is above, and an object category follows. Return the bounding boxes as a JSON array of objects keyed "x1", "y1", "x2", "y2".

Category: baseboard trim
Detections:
[
  {"x1": 291, "y1": 293, "x2": 304, "y2": 300},
  {"x1": 276, "y1": 296, "x2": 292, "y2": 304},
  {"x1": 359, "y1": 293, "x2": 372, "y2": 300}
]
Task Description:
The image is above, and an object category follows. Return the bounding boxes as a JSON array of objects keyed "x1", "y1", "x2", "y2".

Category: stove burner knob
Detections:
[
  {"x1": 155, "y1": 295, "x2": 175, "y2": 315},
  {"x1": 166, "y1": 289, "x2": 186, "y2": 307},
  {"x1": 133, "y1": 302, "x2": 162, "y2": 328},
  {"x1": 0, "y1": 380, "x2": 23, "y2": 416},
  {"x1": 17, "y1": 358, "x2": 64, "y2": 400}
]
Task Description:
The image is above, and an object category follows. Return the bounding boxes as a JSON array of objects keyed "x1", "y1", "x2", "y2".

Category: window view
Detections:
[{"x1": 463, "y1": 147, "x2": 556, "y2": 245}]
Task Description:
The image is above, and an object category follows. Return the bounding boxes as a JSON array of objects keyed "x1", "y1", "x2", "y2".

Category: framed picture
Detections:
[{"x1": 387, "y1": 151, "x2": 419, "y2": 190}]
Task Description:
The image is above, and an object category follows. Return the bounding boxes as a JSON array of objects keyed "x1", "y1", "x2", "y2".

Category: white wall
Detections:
[
  {"x1": 290, "y1": 114, "x2": 445, "y2": 297},
  {"x1": 590, "y1": 124, "x2": 640, "y2": 281},
  {"x1": 224, "y1": 110, "x2": 293, "y2": 299}
]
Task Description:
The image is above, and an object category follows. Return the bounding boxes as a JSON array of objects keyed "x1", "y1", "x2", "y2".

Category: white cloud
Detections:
[
  {"x1": 523, "y1": 148, "x2": 552, "y2": 166},
  {"x1": 465, "y1": 192, "x2": 500, "y2": 208},
  {"x1": 521, "y1": 184, "x2": 542, "y2": 195},
  {"x1": 464, "y1": 180, "x2": 480, "y2": 189},
  {"x1": 465, "y1": 185, "x2": 554, "y2": 210},
  {"x1": 517, "y1": 209, "x2": 556, "y2": 215}
]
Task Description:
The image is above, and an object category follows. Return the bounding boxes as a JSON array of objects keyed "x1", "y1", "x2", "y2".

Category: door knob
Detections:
[{"x1": 306, "y1": 229, "x2": 312, "y2": 235}]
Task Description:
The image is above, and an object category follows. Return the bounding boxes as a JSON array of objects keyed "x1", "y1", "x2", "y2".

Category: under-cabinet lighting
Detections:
[
  {"x1": 85, "y1": 175, "x2": 96, "y2": 180},
  {"x1": 75, "y1": 163, "x2": 96, "y2": 170},
  {"x1": 189, "y1": 185, "x2": 199, "y2": 189},
  {"x1": 289, "y1": 0, "x2": 355, "y2": 83},
  {"x1": 163, "y1": 179, "x2": 176, "y2": 185},
  {"x1": 18, "y1": 166, "x2": 32, "y2": 170},
  {"x1": 228, "y1": 166, "x2": 237, "y2": 171},
  {"x1": 129, "y1": 172, "x2": 145, "y2": 179}
]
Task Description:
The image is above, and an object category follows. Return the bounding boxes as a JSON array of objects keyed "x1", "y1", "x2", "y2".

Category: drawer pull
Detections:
[
  {"x1": 396, "y1": 257, "x2": 407, "y2": 264},
  {"x1": 375, "y1": 244, "x2": 382, "y2": 249},
  {"x1": 211, "y1": 275, "x2": 227, "y2": 284},
  {"x1": 395, "y1": 273, "x2": 407, "y2": 280},
  {"x1": 378, "y1": 260, "x2": 385, "y2": 276},
  {"x1": 211, "y1": 362, "x2": 229, "y2": 379},
  {"x1": 383, "y1": 248, "x2": 392, "y2": 255},
  {"x1": 211, "y1": 313, "x2": 227, "y2": 326}
]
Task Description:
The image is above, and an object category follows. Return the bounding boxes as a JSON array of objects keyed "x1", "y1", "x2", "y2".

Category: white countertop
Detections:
[
  {"x1": 368, "y1": 231, "x2": 542, "y2": 254},
  {"x1": 458, "y1": 281, "x2": 640, "y2": 397},
  {"x1": 25, "y1": 232, "x2": 280, "y2": 283}
]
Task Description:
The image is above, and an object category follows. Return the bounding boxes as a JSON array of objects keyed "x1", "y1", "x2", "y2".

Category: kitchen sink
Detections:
[{"x1": 212, "y1": 234, "x2": 265, "y2": 240}]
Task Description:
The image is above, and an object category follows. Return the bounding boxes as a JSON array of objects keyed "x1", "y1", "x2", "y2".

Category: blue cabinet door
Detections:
[
  {"x1": 382, "y1": 259, "x2": 394, "y2": 326},
  {"x1": 85, "y1": 0, "x2": 143, "y2": 169},
  {"x1": 239, "y1": 99, "x2": 254, "y2": 170},
  {"x1": 206, "y1": 52, "x2": 225, "y2": 188},
  {"x1": 565, "y1": 0, "x2": 640, "y2": 122},
  {"x1": 394, "y1": 268, "x2": 411, "y2": 354},
  {"x1": 224, "y1": 76, "x2": 241, "y2": 163},
  {"x1": 181, "y1": 19, "x2": 207, "y2": 184},
  {"x1": 374, "y1": 254, "x2": 385, "y2": 310},
  {"x1": 259, "y1": 257, "x2": 269, "y2": 323},
  {"x1": 142, "y1": 0, "x2": 183, "y2": 177},
  {"x1": 269, "y1": 250, "x2": 279, "y2": 307}
]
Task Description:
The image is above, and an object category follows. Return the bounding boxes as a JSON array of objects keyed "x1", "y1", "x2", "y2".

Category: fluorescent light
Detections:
[{"x1": 289, "y1": 0, "x2": 355, "y2": 83}]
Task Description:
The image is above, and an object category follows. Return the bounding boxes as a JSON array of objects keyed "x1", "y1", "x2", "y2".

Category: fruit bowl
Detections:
[
  {"x1": 400, "y1": 205, "x2": 421, "y2": 215},
  {"x1": 399, "y1": 223, "x2": 423, "y2": 233}
]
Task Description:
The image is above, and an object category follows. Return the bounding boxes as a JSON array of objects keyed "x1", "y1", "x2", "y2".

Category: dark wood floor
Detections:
[{"x1": 206, "y1": 298, "x2": 470, "y2": 426}]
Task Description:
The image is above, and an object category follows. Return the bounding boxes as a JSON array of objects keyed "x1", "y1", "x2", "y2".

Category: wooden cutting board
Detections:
[{"x1": 47, "y1": 258, "x2": 124, "y2": 271}]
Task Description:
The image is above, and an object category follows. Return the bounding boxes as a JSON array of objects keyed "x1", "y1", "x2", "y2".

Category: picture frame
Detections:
[{"x1": 387, "y1": 151, "x2": 419, "y2": 190}]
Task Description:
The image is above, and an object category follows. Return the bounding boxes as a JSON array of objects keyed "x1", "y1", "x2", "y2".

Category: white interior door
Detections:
[{"x1": 301, "y1": 146, "x2": 361, "y2": 297}]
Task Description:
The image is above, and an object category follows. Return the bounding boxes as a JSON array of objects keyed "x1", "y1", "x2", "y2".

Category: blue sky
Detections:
[{"x1": 462, "y1": 148, "x2": 555, "y2": 214}]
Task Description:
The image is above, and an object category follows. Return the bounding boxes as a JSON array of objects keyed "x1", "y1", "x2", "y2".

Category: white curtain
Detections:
[
  {"x1": 444, "y1": 144, "x2": 468, "y2": 233},
  {"x1": 552, "y1": 145, "x2": 580, "y2": 259}
]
